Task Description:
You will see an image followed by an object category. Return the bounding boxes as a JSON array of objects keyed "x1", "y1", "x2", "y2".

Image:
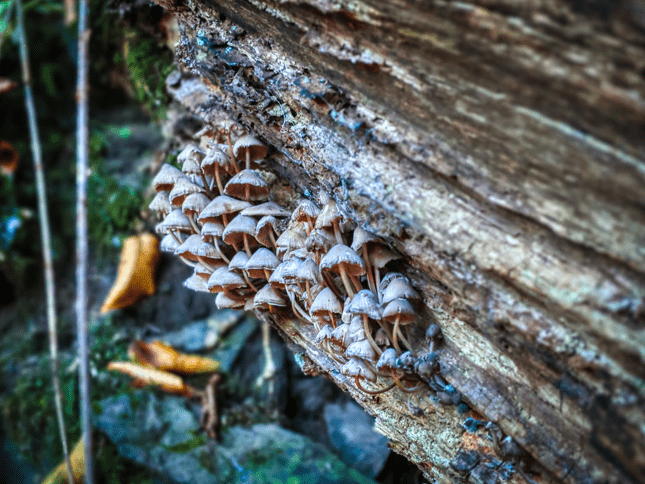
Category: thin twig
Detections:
[
  {"x1": 75, "y1": 0, "x2": 94, "y2": 481},
  {"x1": 63, "y1": 0, "x2": 76, "y2": 25},
  {"x1": 15, "y1": 1, "x2": 74, "y2": 483}
]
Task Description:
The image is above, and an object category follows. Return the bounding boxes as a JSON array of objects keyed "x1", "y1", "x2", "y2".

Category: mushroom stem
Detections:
[
  {"x1": 339, "y1": 268, "x2": 355, "y2": 298},
  {"x1": 327, "y1": 311, "x2": 337, "y2": 329},
  {"x1": 354, "y1": 376, "x2": 396, "y2": 395},
  {"x1": 362, "y1": 315, "x2": 383, "y2": 356},
  {"x1": 170, "y1": 229, "x2": 183, "y2": 245},
  {"x1": 288, "y1": 290, "x2": 313, "y2": 324},
  {"x1": 350, "y1": 274, "x2": 363, "y2": 293},
  {"x1": 243, "y1": 234, "x2": 253, "y2": 258},
  {"x1": 212, "y1": 238, "x2": 230, "y2": 264},
  {"x1": 245, "y1": 184, "x2": 251, "y2": 203},
  {"x1": 305, "y1": 281, "x2": 312, "y2": 310},
  {"x1": 306, "y1": 216, "x2": 314, "y2": 236},
  {"x1": 178, "y1": 256, "x2": 197, "y2": 268},
  {"x1": 226, "y1": 130, "x2": 240, "y2": 173},
  {"x1": 197, "y1": 256, "x2": 217, "y2": 273},
  {"x1": 246, "y1": 149, "x2": 251, "y2": 171},
  {"x1": 331, "y1": 219, "x2": 343, "y2": 245},
  {"x1": 322, "y1": 272, "x2": 343, "y2": 300},
  {"x1": 391, "y1": 370, "x2": 425, "y2": 393},
  {"x1": 375, "y1": 269, "x2": 383, "y2": 302},
  {"x1": 362, "y1": 247, "x2": 376, "y2": 294},
  {"x1": 263, "y1": 268, "x2": 271, "y2": 281},
  {"x1": 242, "y1": 270, "x2": 259, "y2": 292},
  {"x1": 214, "y1": 166, "x2": 224, "y2": 194},
  {"x1": 393, "y1": 316, "x2": 414, "y2": 354},
  {"x1": 199, "y1": 172, "x2": 212, "y2": 198},
  {"x1": 189, "y1": 215, "x2": 201, "y2": 235},
  {"x1": 326, "y1": 345, "x2": 347, "y2": 364}
]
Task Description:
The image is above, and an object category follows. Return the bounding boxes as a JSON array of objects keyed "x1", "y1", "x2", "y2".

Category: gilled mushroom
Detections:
[
  {"x1": 351, "y1": 227, "x2": 379, "y2": 293},
  {"x1": 253, "y1": 284, "x2": 287, "y2": 312},
  {"x1": 319, "y1": 244, "x2": 365, "y2": 298},
  {"x1": 310, "y1": 287, "x2": 342, "y2": 328},
  {"x1": 200, "y1": 221, "x2": 224, "y2": 243},
  {"x1": 315, "y1": 324, "x2": 346, "y2": 364},
  {"x1": 182, "y1": 192, "x2": 211, "y2": 234},
  {"x1": 222, "y1": 214, "x2": 258, "y2": 256},
  {"x1": 254, "y1": 216, "x2": 279, "y2": 249},
  {"x1": 160, "y1": 233, "x2": 183, "y2": 253},
  {"x1": 375, "y1": 348, "x2": 424, "y2": 393},
  {"x1": 174, "y1": 234, "x2": 225, "y2": 272},
  {"x1": 275, "y1": 222, "x2": 307, "y2": 259},
  {"x1": 156, "y1": 208, "x2": 195, "y2": 244},
  {"x1": 197, "y1": 195, "x2": 252, "y2": 227},
  {"x1": 377, "y1": 272, "x2": 409, "y2": 304},
  {"x1": 346, "y1": 289, "x2": 385, "y2": 356},
  {"x1": 149, "y1": 191, "x2": 171, "y2": 218},
  {"x1": 153, "y1": 163, "x2": 187, "y2": 192},
  {"x1": 382, "y1": 277, "x2": 420, "y2": 306},
  {"x1": 179, "y1": 144, "x2": 208, "y2": 191},
  {"x1": 246, "y1": 247, "x2": 280, "y2": 281},
  {"x1": 224, "y1": 169, "x2": 270, "y2": 203},
  {"x1": 183, "y1": 273, "x2": 210, "y2": 293},
  {"x1": 207, "y1": 266, "x2": 249, "y2": 305},
  {"x1": 383, "y1": 297, "x2": 416, "y2": 353},
  {"x1": 233, "y1": 135, "x2": 268, "y2": 171},
  {"x1": 341, "y1": 358, "x2": 395, "y2": 395},
  {"x1": 296, "y1": 258, "x2": 321, "y2": 308},
  {"x1": 201, "y1": 146, "x2": 231, "y2": 193},
  {"x1": 228, "y1": 251, "x2": 259, "y2": 292},
  {"x1": 315, "y1": 198, "x2": 345, "y2": 245},
  {"x1": 215, "y1": 291, "x2": 245, "y2": 309},
  {"x1": 369, "y1": 245, "x2": 399, "y2": 292},
  {"x1": 305, "y1": 228, "x2": 335, "y2": 265},
  {"x1": 241, "y1": 202, "x2": 291, "y2": 218},
  {"x1": 169, "y1": 177, "x2": 206, "y2": 207},
  {"x1": 291, "y1": 200, "x2": 321, "y2": 236}
]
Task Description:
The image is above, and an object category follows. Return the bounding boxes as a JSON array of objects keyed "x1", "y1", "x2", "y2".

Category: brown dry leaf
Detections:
[
  {"x1": 128, "y1": 340, "x2": 220, "y2": 374},
  {"x1": 0, "y1": 140, "x2": 19, "y2": 176},
  {"x1": 107, "y1": 361, "x2": 195, "y2": 397},
  {"x1": 100, "y1": 233, "x2": 160, "y2": 313},
  {"x1": 41, "y1": 438, "x2": 85, "y2": 484},
  {"x1": 0, "y1": 77, "x2": 18, "y2": 95}
]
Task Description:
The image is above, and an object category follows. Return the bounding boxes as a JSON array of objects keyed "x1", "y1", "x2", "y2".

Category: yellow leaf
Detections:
[
  {"x1": 107, "y1": 361, "x2": 195, "y2": 397},
  {"x1": 100, "y1": 233, "x2": 160, "y2": 313},
  {"x1": 41, "y1": 439, "x2": 85, "y2": 484},
  {"x1": 129, "y1": 340, "x2": 220, "y2": 374}
]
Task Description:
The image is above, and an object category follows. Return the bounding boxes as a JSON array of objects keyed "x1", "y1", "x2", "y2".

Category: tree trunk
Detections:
[{"x1": 152, "y1": 0, "x2": 645, "y2": 482}]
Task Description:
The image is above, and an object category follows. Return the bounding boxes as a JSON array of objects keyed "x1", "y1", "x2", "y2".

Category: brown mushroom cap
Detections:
[
  {"x1": 201, "y1": 221, "x2": 225, "y2": 239},
  {"x1": 268, "y1": 261, "x2": 288, "y2": 289},
  {"x1": 177, "y1": 144, "x2": 205, "y2": 164},
  {"x1": 346, "y1": 289, "x2": 383, "y2": 320},
  {"x1": 202, "y1": 147, "x2": 230, "y2": 170},
  {"x1": 182, "y1": 192, "x2": 211, "y2": 216},
  {"x1": 169, "y1": 178, "x2": 206, "y2": 207},
  {"x1": 315, "y1": 198, "x2": 343, "y2": 231},
  {"x1": 382, "y1": 278, "x2": 420, "y2": 305},
  {"x1": 222, "y1": 214, "x2": 257, "y2": 247},
  {"x1": 156, "y1": 209, "x2": 193, "y2": 234},
  {"x1": 153, "y1": 164, "x2": 187, "y2": 192},
  {"x1": 253, "y1": 284, "x2": 287, "y2": 309},
  {"x1": 160, "y1": 233, "x2": 182, "y2": 253},
  {"x1": 382, "y1": 297, "x2": 415, "y2": 324},
  {"x1": 246, "y1": 248, "x2": 280, "y2": 279},
  {"x1": 207, "y1": 267, "x2": 246, "y2": 292},
  {"x1": 228, "y1": 251, "x2": 250, "y2": 273},
  {"x1": 310, "y1": 287, "x2": 342, "y2": 317},
  {"x1": 351, "y1": 227, "x2": 379, "y2": 253},
  {"x1": 149, "y1": 191, "x2": 171, "y2": 215},
  {"x1": 183, "y1": 274, "x2": 210, "y2": 293},
  {"x1": 305, "y1": 228, "x2": 335, "y2": 254},
  {"x1": 275, "y1": 223, "x2": 307, "y2": 259},
  {"x1": 241, "y1": 202, "x2": 291, "y2": 218},
  {"x1": 232, "y1": 135, "x2": 268, "y2": 162},
  {"x1": 346, "y1": 338, "x2": 377, "y2": 361},
  {"x1": 181, "y1": 155, "x2": 203, "y2": 178},
  {"x1": 198, "y1": 196, "x2": 252, "y2": 224},
  {"x1": 175, "y1": 234, "x2": 221, "y2": 261},
  {"x1": 375, "y1": 348, "x2": 398, "y2": 372},
  {"x1": 296, "y1": 258, "x2": 321, "y2": 285},
  {"x1": 377, "y1": 272, "x2": 409, "y2": 301},
  {"x1": 320, "y1": 244, "x2": 366, "y2": 276},
  {"x1": 254, "y1": 216, "x2": 279, "y2": 247},
  {"x1": 291, "y1": 200, "x2": 321, "y2": 224},
  {"x1": 215, "y1": 291, "x2": 245, "y2": 309},
  {"x1": 330, "y1": 322, "x2": 351, "y2": 347},
  {"x1": 369, "y1": 245, "x2": 399, "y2": 269},
  {"x1": 223, "y1": 169, "x2": 270, "y2": 202}
]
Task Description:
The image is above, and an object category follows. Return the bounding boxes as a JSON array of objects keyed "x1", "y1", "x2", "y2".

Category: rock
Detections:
[
  {"x1": 323, "y1": 400, "x2": 390, "y2": 478},
  {"x1": 161, "y1": 309, "x2": 243, "y2": 352},
  {"x1": 95, "y1": 391, "x2": 378, "y2": 484}
]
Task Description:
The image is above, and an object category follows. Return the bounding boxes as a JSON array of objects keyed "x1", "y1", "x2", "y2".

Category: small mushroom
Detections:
[
  {"x1": 296, "y1": 258, "x2": 321, "y2": 307},
  {"x1": 182, "y1": 192, "x2": 211, "y2": 234},
  {"x1": 381, "y1": 277, "x2": 420, "y2": 305},
  {"x1": 275, "y1": 222, "x2": 307, "y2": 259},
  {"x1": 346, "y1": 289, "x2": 385, "y2": 356},
  {"x1": 319, "y1": 244, "x2": 365, "y2": 297},
  {"x1": 424, "y1": 323, "x2": 442, "y2": 352},
  {"x1": 253, "y1": 284, "x2": 287, "y2": 312},
  {"x1": 174, "y1": 234, "x2": 225, "y2": 272},
  {"x1": 254, "y1": 216, "x2": 280, "y2": 249},
  {"x1": 223, "y1": 214, "x2": 258, "y2": 257},
  {"x1": 149, "y1": 191, "x2": 171, "y2": 218},
  {"x1": 241, "y1": 202, "x2": 291, "y2": 218},
  {"x1": 305, "y1": 228, "x2": 335, "y2": 264},
  {"x1": 169, "y1": 177, "x2": 206, "y2": 208},
  {"x1": 233, "y1": 135, "x2": 268, "y2": 171},
  {"x1": 197, "y1": 195, "x2": 252, "y2": 227},
  {"x1": 160, "y1": 233, "x2": 183, "y2": 253},
  {"x1": 156, "y1": 208, "x2": 195, "y2": 243},
  {"x1": 246, "y1": 247, "x2": 281, "y2": 281},
  {"x1": 153, "y1": 164, "x2": 187, "y2": 192},
  {"x1": 377, "y1": 272, "x2": 409, "y2": 304},
  {"x1": 228, "y1": 251, "x2": 259, "y2": 292},
  {"x1": 341, "y1": 358, "x2": 395, "y2": 395},
  {"x1": 183, "y1": 273, "x2": 210, "y2": 293},
  {"x1": 315, "y1": 198, "x2": 346, "y2": 245},
  {"x1": 215, "y1": 291, "x2": 245, "y2": 309},
  {"x1": 201, "y1": 146, "x2": 231, "y2": 193},
  {"x1": 382, "y1": 297, "x2": 416, "y2": 353},
  {"x1": 224, "y1": 169, "x2": 270, "y2": 203},
  {"x1": 310, "y1": 287, "x2": 342, "y2": 328},
  {"x1": 291, "y1": 200, "x2": 321, "y2": 235},
  {"x1": 376, "y1": 348, "x2": 424, "y2": 393}
]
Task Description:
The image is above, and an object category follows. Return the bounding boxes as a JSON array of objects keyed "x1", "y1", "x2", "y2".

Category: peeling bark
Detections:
[{"x1": 151, "y1": 1, "x2": 645, "y2": 483}]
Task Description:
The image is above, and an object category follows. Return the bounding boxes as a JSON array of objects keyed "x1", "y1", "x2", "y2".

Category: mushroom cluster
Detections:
[{"x1": 149, "y1": 122, "x2": 447, "y2": 398}]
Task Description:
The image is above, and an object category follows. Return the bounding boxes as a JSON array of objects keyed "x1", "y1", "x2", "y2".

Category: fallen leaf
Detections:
[
  {"x1": 0, "y1": 78, "x2": 18, "y2": 95},
  {"x1": 41, "y1": 438, "x2": 85, "y2": 484},
  {"x1": 107, "y1": 361, "x2": 195, "y2": 396},
  {"x1": 0, "y1": 140, "x2": 19, "y2": 176},
  {"x1": 100, "y1": 233, "x2": 160, "y2": 313},
  {"x1": 128, "y1": 340, "x2": 220, "y2": 374}
]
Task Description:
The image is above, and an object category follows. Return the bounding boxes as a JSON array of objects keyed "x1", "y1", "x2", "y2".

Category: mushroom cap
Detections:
[
  {"x1": 228, "y1": 251, "x2": 250, "y2": 273},
  {"x1": 315, "y1": 198, "x2": 343, "y2": 230},
  {"x1": 181, "y1": 156, "x2": 203, "y2": 177},
  {"x1": 296, "y1": 258, "x2": 321, "y2": 285},
  {"x1": 160, "y1": 233, "x2": 182, "y2": 253},
  {"x1": 378, "y1": 272, "x2": 409, "y2": 300},
  {"x1": 207, "y1": 266, "x2": 247, "y2": 292},
  {"x1": 346, "y1": 289, "x2": 383, "y2": 320},
  {"x1": 224, "y1": 169, "x2": 270, "y2": 202},
  {"x1": 346, "y1": 338, "x2": 377, "y2": 361},
  {"x1": 233, "y1": 135, "x2": 268, "y2": 161},
  {"x1": 253, "y1": 284, "x2": 287, "y2": 309},
  {"x1": 254, "y1": 216, "x2": 278, "y2": 247},
  {"x1": 382, "y1": 278, "x2": 420, "y2": 305},
  {"x1": 280, "y1": 257, "x2": 303, "y2": 282},
  {"x1": 375, "y1": 348, "x2": 398, "y2": 372},
  {"x1": 369, "y1": 245, "x2": 399, "y2": 269},
  {"x1": 149, "y1": 191, "x2": 171, "y2": 214},
  {"x1": 291, "y1": 200, "x2": 321, "y2": 223},
  {"x1": 241, "y1": 202, "x2": 291, "y2": 218},
  {"x1": 194, "y1": 263, "x2": 213, "y2": 280},
  {"x1": 202, "y1": 147, "x2": 230, "y2": 169},
  {"x1": 319, "y1": 244, "x2": 366, "y2": 276},
  {"x1": 153, "y1": 164, "x2": 187, "y2": 192},
  {"x1": 268, "y1": 262, "x2": 288, "y2": 289},
  {"x1": 315, "y1": 324, "x2": 333, "y2": 344},
  {"x1": 305, "y1": 228, "x2": 335, "y2": 254},
  {"x1": 169, "y1": 177, "x2": 205, "y2": 206},
  {"x1": 395, "y1": 351, "x2": 416, "y2": 372},
  {"x1": 198, "y1": 196, "x2": 252, "y2": 223},
  {"x1": 347, "y1": 315, "x2": 367, "y2": 344},
  {"x1": 182, "y1": 192, "x2": 211, "y2": 216},
  {"x1": 425, "y1": 324, "x2": 442, "y2": 341},
  {"x1": 177, "y1": 144, "x2": 205, "y2": 164},
  {"x1": 201, "y1": 221, "x2": 225, "y2": 239},
  {"x1": 215, "y1": 291, "x2": 245, "y2": 309},
  {"x1": 222, "y1": 214, "x2": 258, "y2": 246},
  {"x1": 183, "y1": 274, "x2": 210, "y2": 292},
  {"x1": 156, "y1": 209, "x2": 193, "y2": 234},
  {"x1": 302, "y1": 283, "x2": 323, "y2": 308},
  {"x1": 341, "y1": 358, "x2": 377, "y2": 382},
  {"x1": 175, "y1": 234, "x2": 221, "y2": 261},
  {"x1": 351, "y1": 227, "x2": 379, "y2": 253},
  {"x1": 246, "y1": 248, "x2": 280, "y2": 279},
  {"x1": 330, "y1": 323, "x2": 350, "y2": 347},
  {"x1": 275, "y1": 223, "x2": 307, "y2": 258},
  {"x1": 382, "y1": 297, "x2": 416, "y2": 324},
  {"x1": 310, "y1": 287, "x2": 342, "y2": 317}
]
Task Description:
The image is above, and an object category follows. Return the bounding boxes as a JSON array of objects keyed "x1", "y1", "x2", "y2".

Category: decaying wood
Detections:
[{"x1": 150, "y1": 0, "x2": 645, "y2": 482}]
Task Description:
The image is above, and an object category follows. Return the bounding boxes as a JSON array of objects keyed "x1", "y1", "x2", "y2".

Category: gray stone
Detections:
[
  {"x1": 95, "y1": 391, "x2": 377, "y2": 484},
  {"x1": 161, "y1": 309, "x2": 243, "y2": 352},
  {"x1": 324, "y1": 401, "x2": 390, "y2": 478}
]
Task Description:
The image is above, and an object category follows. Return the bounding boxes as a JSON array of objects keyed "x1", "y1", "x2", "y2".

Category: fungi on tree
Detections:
[
  {"x1": 383, "y1": 297, "x2": 416, "y2": 353},
  {"x1": 246, "y1": 247, "x2": 281, "y2": 281},
  {"x1": 275, "y1": 222, "x2": 307, "y2": 259},
  {"x1": 149, "y1": 191, "x2": 171, "y2": 218},
  {"x1": 253, "y1": 284, "x2": 287, "y2": 312},
  {"x1": 174, "y1": 234, "x2": 225, "y2": 272},
  {"x1": 255, "y1": 216, "x2": 280, "y2": 249},
  {"x1": 198, "y1": 195, "x2": 252, "y2": 227},
  {"x1": 305, "y1": 228, "x2": 335, "y2": 265},
  {"x1": 320, "y1": 244, "x2": 366, "y2": 298},
  {"x1": 183, "y1": 273, "x2": 210, "y2": 293},
  {"x1": 241, "y1": 201, "x2": 291, "y2": 218},
  {"x1": 201, "y1": 146, "x2": 231, "y2": 193},
  {"x1": 156, "y1": 208, "x2": 195, "y2": 246},
  {"x1": 182, "y1": 192, "x2": 211, "y2": 234},
  {"x1": 316, "y1": 198, "x2": 346, "y2": 245},
  {"x1": 153, "y1": 164, "x2": 187, "y2": 192},
  {"x1": 233, "y1": 135, "x2": 268, "y2": 171},
  {"x1": 376, "y1": 348, "x2": 424, "y2": 393},
  {"x1": 169, "y1": 177, "x2": 206, "y2": 207},
  {"x1": 346, "y1": 289, "x2": 385, "y2": 356},
  {"x1": 310, "y1": 287, "x2": 342, "y2": 328},
  {"x1": 224, "y1": 169, "x2": 270, "y2": 203},
  {"x1": 291, "y1": 200, "x2": 321, "y2": 235}
]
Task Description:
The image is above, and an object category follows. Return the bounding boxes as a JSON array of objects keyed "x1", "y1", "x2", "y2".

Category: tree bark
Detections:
[{"x1": 152, "y1": 0, "x2": 645, "y2": 482}]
